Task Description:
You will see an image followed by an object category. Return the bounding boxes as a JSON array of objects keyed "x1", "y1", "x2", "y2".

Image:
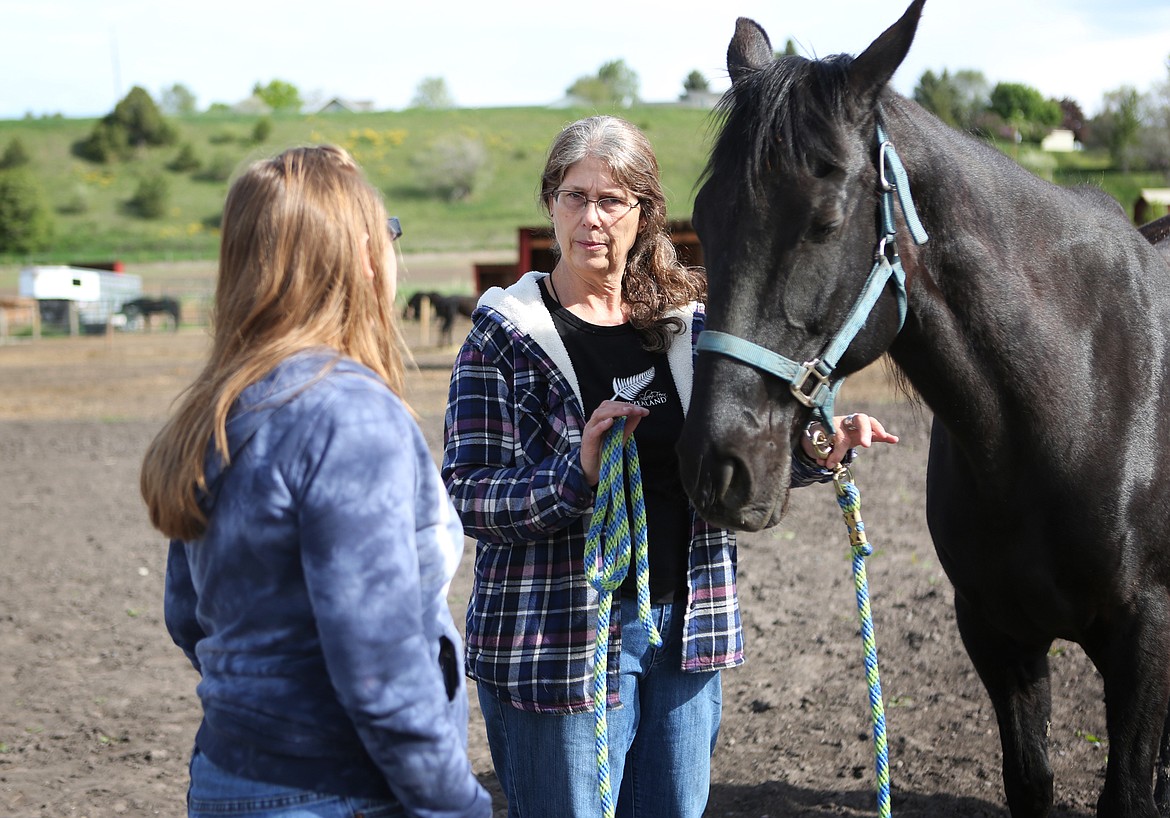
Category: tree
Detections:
[
  {"x1": 777, "y1": 38, "x2": 798, "y2": 58},
  {"x1": 73, "y1": 86, "x2": 177, "y2": 162},
  {"x1": 988, "y1": 81, "x2": 1061, "y2": 141},
  {"x1": 567, "y1": 59, "x2": 639, "y2": 108},
  {"x1": 1134, "y1": 57, "x2": 1170, "y2": 171},
  {"x1": 950, "y1": 70, "x2": 991, "y2": 132},
  {"x1": 111, "y1": 86, "x2": 177, "y2": 145},
  {"x1": 1097, "y1": 86, "x2": 1142, "y2": 171},
  {"x1": 252, "y1": 80, "x2": 302, "y2": 113},
  {"x1": 914, "y1": 70, "x2": 960, "y2": 126},
  {"x1": 0, "y1": 169, "x2": 54, "y2": 254},
  {"x1": 913, "y1": 69, "x2": 989, "y2": 132},
  {"x1": 1058, "y1": 98, "x2": 1087, "y2": 141},
  {"x1": 159, "y1": 83, "x2": 198, "y2": 115},
  {"x1": 683, "y1": 71, "x2": 710, "y2": 95},
  {"x1": 411, "y1": 77, "x2": 455, "y2": 109}
]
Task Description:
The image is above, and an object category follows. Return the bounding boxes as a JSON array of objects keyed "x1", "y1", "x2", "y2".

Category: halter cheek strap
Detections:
[{"x1": 696, "y1": 122, "x2": 928, "y2": 434}]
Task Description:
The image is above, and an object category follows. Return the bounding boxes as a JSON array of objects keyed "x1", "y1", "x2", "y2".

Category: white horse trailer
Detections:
[{"x1": 18, "y1": 266, "x2": 143, "y2": 333}]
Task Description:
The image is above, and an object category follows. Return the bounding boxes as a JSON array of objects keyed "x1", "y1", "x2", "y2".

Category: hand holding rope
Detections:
[{"x1": 583, "y1": 369, "x2": 661, "y2": 818}]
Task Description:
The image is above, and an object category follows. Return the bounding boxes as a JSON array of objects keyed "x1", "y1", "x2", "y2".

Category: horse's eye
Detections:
[
  {"x1": 810, "y1": 159, "x2": 840, "y2": 180},
  {"x1": 806, "y1": 218, "x2": 842, "y2": 243}
]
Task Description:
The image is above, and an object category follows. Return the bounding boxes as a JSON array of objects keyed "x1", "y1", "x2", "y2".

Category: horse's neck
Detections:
[{"x1": 882, "y1": 100, "x2": 1169, "y2": 468}]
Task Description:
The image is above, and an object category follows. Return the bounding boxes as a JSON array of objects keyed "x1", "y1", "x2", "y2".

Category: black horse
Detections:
[
  {"x1": 677, "y1": 3, "x2": 1170, "y2": 816},
  {"x1": 402, "y1": 290, "x2": 477, "y2": 345},
  {"x1": 402, "y1": 291, "x2": 442, "y2": 322},
  {"x1": 121, "y1": 297, "x2": 180, "y2": 332}
]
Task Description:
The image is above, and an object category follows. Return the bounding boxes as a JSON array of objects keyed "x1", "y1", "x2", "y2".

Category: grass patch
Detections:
[
  {"x1": 0, "y1": 106, "x2": 719, "y2": 265},
  {"x1": 0, "y1": 106, "x2": 1161, "y2": 272}
]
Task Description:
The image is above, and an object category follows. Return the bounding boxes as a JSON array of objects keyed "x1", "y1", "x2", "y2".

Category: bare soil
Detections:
[{"x1": 0, "y1": 307, "x2": 1108, "y2": 817}]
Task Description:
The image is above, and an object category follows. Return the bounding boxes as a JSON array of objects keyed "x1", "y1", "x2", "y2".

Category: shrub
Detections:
[
  {"x1": 251, "y1": 118, "x2": 273, "y2": 144},
  {"x1": 0, "y1": 138, "x2": 31, "y2": 169},
  {"x1": 168, "y1": 143, "x2": 202, "y2": 173},
  {"x1": 193, "y1": 154, "x2": 237, "y2": 183},
  {"x1": 412, "y1": 134, "x2": 490, "y2": 202},
  {"x1": 0, "y1": 169, "x2": 54, "y2": 253},
  {"x1": 73, "y1": 125, "x2": 126, "y2": 163},
  {"x1": 127, "y1": 173, "x2": 169, "y2": 219},
  {"x1": 57, "y1": 183, "x2": 91, "y2": 215}
]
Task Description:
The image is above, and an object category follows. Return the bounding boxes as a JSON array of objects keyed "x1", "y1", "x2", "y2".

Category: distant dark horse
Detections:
[
  {"x1": 1142, "y1": 214, "x2": 1170, "y2": 262},
  {"x1": 677, "y1": 3, "x2": 1170, "y2": 816},
  {"x1": 121, "y1": 297, "x2": 180, "y2": 332},
  {"x1": 402, "y1": 290, "x2": 476, "y2": 345}
]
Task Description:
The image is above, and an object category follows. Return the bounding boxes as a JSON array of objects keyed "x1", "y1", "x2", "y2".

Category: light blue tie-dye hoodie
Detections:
[{"x1": 164, "y1": 349, "x2": 490, "y2": 817}]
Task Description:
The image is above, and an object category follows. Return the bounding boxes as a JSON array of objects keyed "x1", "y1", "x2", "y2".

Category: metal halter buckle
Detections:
[
  {"x1": 877, "y1": 140, "x2": 894, "y2": 192},
  {"x1": 790, "y1": 359, "x2": 830, "y2": 407}
]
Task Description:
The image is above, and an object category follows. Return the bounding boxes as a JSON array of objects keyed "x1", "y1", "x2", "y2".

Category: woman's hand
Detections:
[
  {"x1": 801, "y1": 412, "x2": 899, "y2": 470},
  {"x1": 580, "y1": 400, "x2": 650, "y2": 486}
]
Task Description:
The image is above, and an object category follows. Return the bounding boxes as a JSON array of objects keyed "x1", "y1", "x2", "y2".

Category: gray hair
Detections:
[{"x1": 539, "y1": 116, "x2": 704, "y2": 350}]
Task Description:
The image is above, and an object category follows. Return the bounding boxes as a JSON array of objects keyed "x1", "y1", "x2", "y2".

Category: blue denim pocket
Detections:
[{"x1": 187, "y1": 747, "x2": 405, "y2": 818}]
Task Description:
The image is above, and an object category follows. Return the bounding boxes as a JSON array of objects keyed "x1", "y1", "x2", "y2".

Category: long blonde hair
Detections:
[{"x1": 141, "y1": 145, "x2": 408, "y2": 540}]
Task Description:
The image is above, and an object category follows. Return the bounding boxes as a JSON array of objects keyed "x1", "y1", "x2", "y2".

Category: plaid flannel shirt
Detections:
[{"x1": 442, "y1": 272, "x2": 834, "y2": 714}]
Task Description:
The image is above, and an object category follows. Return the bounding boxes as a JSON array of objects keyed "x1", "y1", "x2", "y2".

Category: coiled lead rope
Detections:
[{"x1": 584, "y1": 370, "x2": 662, "y2": 818}]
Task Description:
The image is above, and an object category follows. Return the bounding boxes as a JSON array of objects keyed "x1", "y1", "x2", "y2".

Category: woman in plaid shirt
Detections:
[{"x1": 442, "y1": 116, "x2": 897, "y2": 818}]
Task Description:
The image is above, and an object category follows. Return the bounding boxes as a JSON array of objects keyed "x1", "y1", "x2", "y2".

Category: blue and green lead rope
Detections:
[
  {"x1": 833, "y1": 467, "x2": 892, "y2": 818},
  {"x1": 586, "y1": 419, "x2": 891, "y2": 818},
  {"x1": 584, "y1": 417, "x2": 661, "y2": 818}
]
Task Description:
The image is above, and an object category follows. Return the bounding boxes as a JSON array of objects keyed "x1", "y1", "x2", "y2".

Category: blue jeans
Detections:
[
  {"x1": 186, "y1": 746, "x2": 405, "y2": 817},
  {"x1": 479, "y1": 597, "x2": 722, "y2": 818}
]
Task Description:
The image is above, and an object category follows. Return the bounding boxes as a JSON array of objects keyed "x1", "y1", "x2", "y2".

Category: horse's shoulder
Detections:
[{"x1": 1068, "y1": 185, "x2": 1124, "y2": 214}]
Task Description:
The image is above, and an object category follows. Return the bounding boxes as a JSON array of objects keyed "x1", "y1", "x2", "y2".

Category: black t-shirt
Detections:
[{"x1": 540, "y1": 278, "x2": 690, "y2": 603}]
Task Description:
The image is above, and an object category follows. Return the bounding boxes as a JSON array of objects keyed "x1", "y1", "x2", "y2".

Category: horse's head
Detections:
[{"x1": 679, "y1": 0, "x2": 924, "y2": 530}]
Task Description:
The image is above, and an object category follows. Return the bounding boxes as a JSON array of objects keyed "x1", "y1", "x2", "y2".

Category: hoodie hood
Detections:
[
  {"x1": 477, "y1": 271, "x2": 697, "y2": 413},
  {"x1": 201, "y1": 349, "x2": 358, "y2": 504}
]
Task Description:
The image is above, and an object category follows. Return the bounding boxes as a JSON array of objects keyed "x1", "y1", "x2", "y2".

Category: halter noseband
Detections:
[{"x1": 696, "y1": 121, "x2": 929, "y2": 435}]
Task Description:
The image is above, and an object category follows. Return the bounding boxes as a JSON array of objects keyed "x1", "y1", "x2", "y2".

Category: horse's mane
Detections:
[{"x1": 703, "y1": 54, "x2": 856, "y2": 203}]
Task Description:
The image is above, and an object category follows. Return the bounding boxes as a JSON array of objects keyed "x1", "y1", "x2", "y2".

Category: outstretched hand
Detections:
[
  {"x1": 580, "y1": 400, "x2": 650, "y2": 486},
  {"x1": 801, "y1": 412, "x2": 899, "y2": 470}
]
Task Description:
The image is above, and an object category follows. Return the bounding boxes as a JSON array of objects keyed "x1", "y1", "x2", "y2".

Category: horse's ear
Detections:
[
  {"x1": 727, "y1": 18, "x2": 773, "y2": 84},
  {"x1": 848, "y1": 0, "x2": 925, "y2": 106}
]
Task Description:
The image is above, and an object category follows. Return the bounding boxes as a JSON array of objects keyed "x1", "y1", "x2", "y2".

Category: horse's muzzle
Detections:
[{"x1": 679, "y1": 441, "x2": 790, "y2": 531}]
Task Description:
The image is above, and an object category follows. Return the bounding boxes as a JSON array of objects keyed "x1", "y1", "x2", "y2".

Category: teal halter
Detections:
[{"x1": 696, "y1": 122, "x2": 928, "y2": 435}]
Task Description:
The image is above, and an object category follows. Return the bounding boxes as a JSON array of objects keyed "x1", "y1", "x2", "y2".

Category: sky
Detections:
[{"x1": 5, "y1": 0, "x2": 1170, "y2": 121}]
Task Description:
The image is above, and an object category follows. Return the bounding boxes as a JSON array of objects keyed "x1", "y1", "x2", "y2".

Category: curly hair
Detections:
[{"x1": 540, "y1": 116, "x2": 706, "y2": 351}]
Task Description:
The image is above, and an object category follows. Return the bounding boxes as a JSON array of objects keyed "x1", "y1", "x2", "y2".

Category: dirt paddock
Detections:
[{"x1": 0, "y1": 319, "x2": 1108, "y2": 817}]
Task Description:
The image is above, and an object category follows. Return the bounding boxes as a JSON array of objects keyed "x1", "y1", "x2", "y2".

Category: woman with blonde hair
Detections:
[{"x1": 142, "y1": 145, "x2": 490, "y2": 818}]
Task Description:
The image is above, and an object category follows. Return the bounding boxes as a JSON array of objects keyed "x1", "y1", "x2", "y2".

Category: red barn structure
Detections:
[{"x1": 474, "y1": 219, "x2": 703, "y2": 294}]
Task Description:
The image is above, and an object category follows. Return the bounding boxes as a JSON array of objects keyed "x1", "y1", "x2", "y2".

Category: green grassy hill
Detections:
[
  {"x1": 0, "y1": 104, "x2": 1159, "y2": 286},
  {"x1": 0, "y1": 106, "x2": 718, "y2": 267}
]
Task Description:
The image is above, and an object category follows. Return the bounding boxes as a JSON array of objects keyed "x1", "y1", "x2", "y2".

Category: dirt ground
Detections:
[{"x1": 0, "y1": 303, "x2": 1110, "y2": 816}]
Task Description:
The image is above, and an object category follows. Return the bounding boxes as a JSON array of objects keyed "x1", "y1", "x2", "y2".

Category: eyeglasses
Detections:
[
  {"x1": 551, "y1": 190, "x2": 640, "y2": 220},
  {"x1": 386, "y1": 217, "x2": 403, "y2": 242}
]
